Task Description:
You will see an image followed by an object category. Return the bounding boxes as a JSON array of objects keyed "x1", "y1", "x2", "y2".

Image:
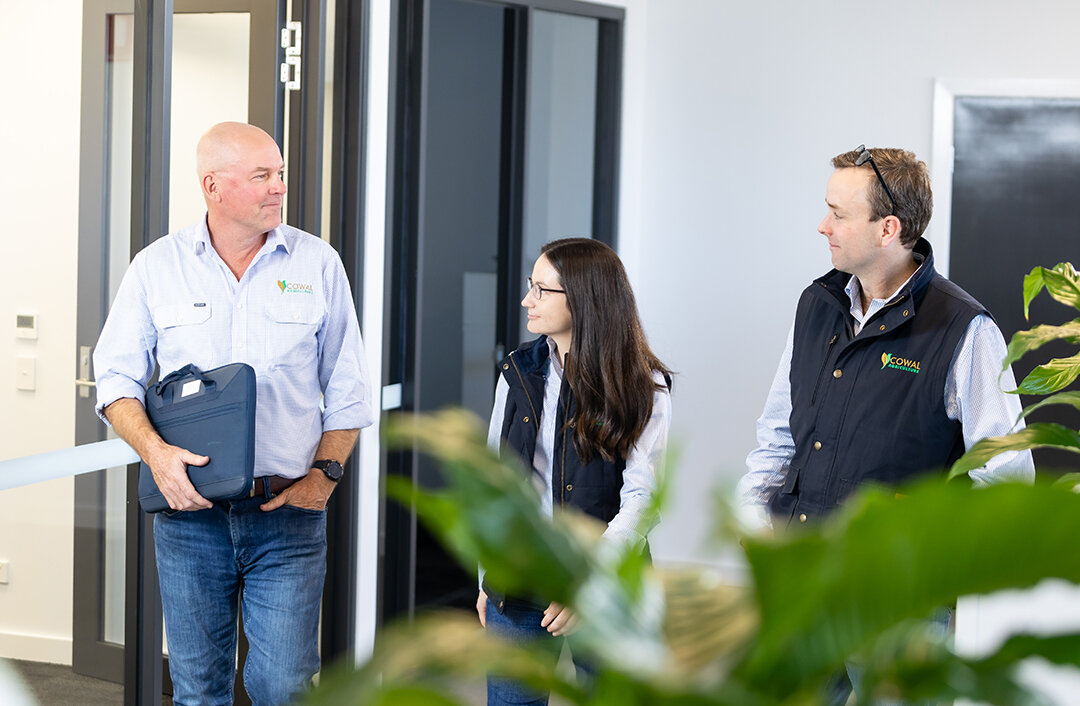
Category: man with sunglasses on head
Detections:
[
  {"x1": 739, "y1": 145, "x2": 1036, "y2": 703},
  {"x1": 738, "y1": 146, "x2": 1034, "y2": 532}
]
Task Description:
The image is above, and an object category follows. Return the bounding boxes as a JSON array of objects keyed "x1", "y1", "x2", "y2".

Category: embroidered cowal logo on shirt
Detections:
[
  {"x1": 881, "y1": 352, "x2": 921, "y2": 374},
  {"x1": 277, "y1": 280, "x2": 313, "y2": 294}
]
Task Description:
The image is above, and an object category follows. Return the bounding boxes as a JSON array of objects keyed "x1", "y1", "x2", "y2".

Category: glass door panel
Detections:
[
  {"x1": 169, "y1": 12, "x2": 251, "y2": 231},
  {"x1": 519, "y1": 9, "x2": 599, "y2": 341}
]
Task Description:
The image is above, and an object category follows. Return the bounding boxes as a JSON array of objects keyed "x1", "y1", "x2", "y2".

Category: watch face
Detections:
[{"x1": 317, "y1": 460, "x2": 343, "y2": 481}]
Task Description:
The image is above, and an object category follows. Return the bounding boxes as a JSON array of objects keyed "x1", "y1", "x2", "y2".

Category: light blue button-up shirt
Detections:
[{"x1": 94, "y1": 217, "x2": 374, "y2": 479}]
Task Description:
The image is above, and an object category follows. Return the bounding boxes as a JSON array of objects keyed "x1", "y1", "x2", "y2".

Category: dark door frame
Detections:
[
  {"x1": 124, "y1": 1, "x2": 172, "y2": 703},
  {"x1": 320, "y1": 0, "x2": 372, "y2": 664},
  {"x1": 381, "y1": 0, "x2": 625, "y2": 624}
]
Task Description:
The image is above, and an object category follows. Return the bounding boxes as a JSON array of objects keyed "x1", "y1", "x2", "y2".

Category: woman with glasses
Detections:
[{"x1": 478, "y1": 237, "x2": 672, "y2": 706}]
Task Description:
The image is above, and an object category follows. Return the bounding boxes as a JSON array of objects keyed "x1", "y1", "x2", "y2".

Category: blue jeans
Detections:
[
  {"x1": 154, "y1": 492, "x2": 327, "y2": 706},
  {"x1": 485, "y1": 599, "x2": 591, "y2": 706}
]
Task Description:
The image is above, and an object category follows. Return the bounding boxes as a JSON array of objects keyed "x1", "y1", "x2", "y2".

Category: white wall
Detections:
[
  {"x1": 0, "y1": 0, "x2": 83, "y2": 663},
  {"x1": 630, "y1": 0, "x2": 1080, "y2": 564}
]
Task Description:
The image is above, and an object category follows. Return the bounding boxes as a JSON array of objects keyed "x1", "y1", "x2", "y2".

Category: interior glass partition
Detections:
[{"x1": 384, "y1": 0, "x2": 624, "y2": 623}]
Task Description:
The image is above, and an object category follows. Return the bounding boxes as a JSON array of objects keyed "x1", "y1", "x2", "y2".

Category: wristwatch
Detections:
[{"x1": 312, "y1": 459, "x2": 344, "y2": 483}]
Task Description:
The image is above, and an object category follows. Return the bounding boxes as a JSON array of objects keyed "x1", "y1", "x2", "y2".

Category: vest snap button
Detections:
[
  {"x1": 523, "y1": 416, "x2": 529, "y2": 423},
  {"x1": 813, "y1": 441, "x2": 822, "y2": 450},
  {"x1": 879, "y1": 324, "x2": 886, "y2": 331},
  {"x1": 832, "y1": 369, "x2": 842, "y2": 378},
  {"x1": 903, "y1": 309, "x2": 909, "y2": 317},
  {"x1": 566, "y1": 484, "x2": 573, "y2": 491},
  {"x1": 503, "y1": 364, "x2": 509, "y2": 369},
  {"x1": 799, "y1": 513, "x2": 807, "y2": 523}
]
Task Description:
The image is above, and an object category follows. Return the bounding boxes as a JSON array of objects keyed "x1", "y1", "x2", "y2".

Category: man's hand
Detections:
[
  {"x1": 103, "y1": 398, "x2": 212, "y2": 512},
  {"x1": 259, "y1": 469, "x2": 337, "y2": 512},
  {"x1": 146, "y1": 443, "x2": 212, "y2": 511},
  {"x1": 541, "y1": 601, "x2": 577, "y2": 636},
  {"x1": 260, "y1": 429, "x2": 359, "y2": 512},
  {"x1": 477, "y1": 590, "x2": 488, "y2": 627}
]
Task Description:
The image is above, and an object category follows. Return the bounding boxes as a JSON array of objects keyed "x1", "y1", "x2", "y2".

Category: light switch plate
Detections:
[{"x1": 16, "y1": 356, "x2": 35, "y2": 391}]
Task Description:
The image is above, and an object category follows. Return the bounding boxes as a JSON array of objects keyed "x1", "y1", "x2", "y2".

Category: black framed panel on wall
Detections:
[
  {"x1": 382, "y1": 0, "x2": 625, "y2": 624},
  {"x1": 948, "y1": 95, "x2": 1080, "y2": 475}
]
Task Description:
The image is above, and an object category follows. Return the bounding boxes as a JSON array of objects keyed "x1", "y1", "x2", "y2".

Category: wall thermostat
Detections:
[{"x1": 16, "y1": 313, "x2": 38, "y2": 340}]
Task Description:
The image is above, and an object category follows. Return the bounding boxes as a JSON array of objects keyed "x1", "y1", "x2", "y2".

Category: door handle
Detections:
[{"x1": 77, "y1": 344, "x2": 94, "y2": 398}]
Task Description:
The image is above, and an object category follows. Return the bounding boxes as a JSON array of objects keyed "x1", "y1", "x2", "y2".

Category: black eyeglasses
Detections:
[
  {"x1": 854, "y1": 144, "x2": 898, "y2": 215},
  {"x1": 525, "y1": 277, "x2": 566, "y2": 300}
]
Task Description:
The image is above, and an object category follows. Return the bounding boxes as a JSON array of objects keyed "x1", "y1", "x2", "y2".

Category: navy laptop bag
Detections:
[{"x1": 138, "y1": 362, "x2": 256, "y2": 513}]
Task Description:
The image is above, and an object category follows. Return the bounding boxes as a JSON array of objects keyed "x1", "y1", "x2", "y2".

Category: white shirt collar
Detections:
[{"x1": 844, "y1": 270, "x2": 917, "y2": 335}]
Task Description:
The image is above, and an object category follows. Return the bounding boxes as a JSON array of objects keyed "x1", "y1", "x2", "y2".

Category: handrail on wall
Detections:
[{"x1": 0, "y1": 439, "x2": 139, "y2": 492}]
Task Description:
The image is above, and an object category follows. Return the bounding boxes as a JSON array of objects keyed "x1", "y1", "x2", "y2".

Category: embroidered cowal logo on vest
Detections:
[{"x1": 881, "y1": 352, "x2": 921, "y2": 374}]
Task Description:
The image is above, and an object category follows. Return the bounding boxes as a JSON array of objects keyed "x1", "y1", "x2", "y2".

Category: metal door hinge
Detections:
[{"x1": 280, "y1": 21, "x2": 302, "y2": 92}]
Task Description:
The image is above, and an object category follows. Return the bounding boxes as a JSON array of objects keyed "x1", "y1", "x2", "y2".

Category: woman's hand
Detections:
[
  {"x1": 477, "y1": 590, "x2": 488, "y2": 627},
  {"x1": 541, "y1": 602, "x2": 578, "y2": 636}
]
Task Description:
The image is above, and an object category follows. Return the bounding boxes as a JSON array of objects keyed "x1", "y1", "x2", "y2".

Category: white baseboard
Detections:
[{"x1": 0, "y1": 631, "x2": 72, "y2": 665}]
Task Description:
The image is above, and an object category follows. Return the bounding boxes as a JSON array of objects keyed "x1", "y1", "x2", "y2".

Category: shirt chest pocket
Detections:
[
  {"x1": 151, "y1": 302, "x2": 213, "y2": 359},
  {"x1": 264, "y1": 300, "x2": 324, "y2": 368}
]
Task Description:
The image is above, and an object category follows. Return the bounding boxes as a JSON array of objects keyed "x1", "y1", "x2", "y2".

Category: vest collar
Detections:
[{"x1": 504, "y1": 336, "x2": 551, "y2": 379}]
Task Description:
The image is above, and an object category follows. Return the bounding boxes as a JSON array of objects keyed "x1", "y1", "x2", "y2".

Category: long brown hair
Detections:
[{"x1": 540, "y1": 238, "x2": 671, "y2": 462}]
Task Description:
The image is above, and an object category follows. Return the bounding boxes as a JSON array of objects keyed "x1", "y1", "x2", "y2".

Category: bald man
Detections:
[{"x1": 94, "y1": 122, "x2": 374, "y2": 704}]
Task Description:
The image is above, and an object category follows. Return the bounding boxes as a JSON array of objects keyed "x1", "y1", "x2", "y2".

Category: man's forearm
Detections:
[
  {"x1": 104, "y1": 397, "x2": 169, "y2": 464},
  {"x1": 312, "y1": 428, "x2": 360, "y2": 466}
]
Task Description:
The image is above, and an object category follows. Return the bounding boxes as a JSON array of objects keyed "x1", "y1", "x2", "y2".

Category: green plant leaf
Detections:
[
  {"x1": 1025, "y1": 263, "x2": 1080, "y2": 320},
  {"x1": 382, "y1": 409, "x2": 684, "y2": 680},
  {"x1": 1016, "y1": 390, "x2": 1080, "y2": 423},
  {"x1": 1023, "y1": 266, "x2": 1046, "y2": 321},
  {"x1": 305, "y1": 612, "x2": 580, "y2": 706},
  {"x1": 1002, "y1": 321, "x2": 1080, "y2": 371},
  {"x1": 949, "y1": 423, "x2": 1080, "y2": 479},
  {"x1": 852, "y1": 623, "x2": 1058, "y2": 706},
  {"x1": 736, "y1": 480, "x2": 1080, "y2": 696},
  {"x1": 371, "y1": 687, "x2": 466, "y2": 706},
  {"x1": 1016, "y1": 351, "x2": 1080, "y2": 395},
  {"x1": 383, "y1": 410, "x2": 592, "y2": 605},
  {"x1": 1052, "y1": 472, "x2": 1080, "y2": 491},
  {"x1": 986, "y1": 632, "x2": 1080, "y2": 669},
  {"x1": 1041, "y1": 263, "x2": 1080, "y2": 312}
]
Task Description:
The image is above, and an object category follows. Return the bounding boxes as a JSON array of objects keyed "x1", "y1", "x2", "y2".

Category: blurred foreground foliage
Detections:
[
  {"x1": 306, "y1": 409, "x2": 1080, "y2": 706},
  {"x1": 309, "y1": 263, "x2": 1080, "y2": 704}
]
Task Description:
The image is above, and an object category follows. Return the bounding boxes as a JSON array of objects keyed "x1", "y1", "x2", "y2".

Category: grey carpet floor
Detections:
[{"x1": 10, "y1": 659, "x2": 125, "y2": 706}]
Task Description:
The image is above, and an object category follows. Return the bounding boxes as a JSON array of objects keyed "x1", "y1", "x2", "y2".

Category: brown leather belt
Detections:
[{"x1": 249, "y1": 475, "x2": 300, "y2": 498}]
